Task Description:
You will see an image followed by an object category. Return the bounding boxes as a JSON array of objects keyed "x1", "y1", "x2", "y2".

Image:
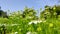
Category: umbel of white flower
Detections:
[
  {"x1": 14, "y1": 32, "x2": 18, "y2": 34},
  {"x1": 28, "y1": 20, "x2": 43, "y2": 25},
  {"x1": 26, "y1": 31, "x2": 37, "y2": 34},
  {"x1": 26, "y1": 31, "x2": 31, "y2": 34}
]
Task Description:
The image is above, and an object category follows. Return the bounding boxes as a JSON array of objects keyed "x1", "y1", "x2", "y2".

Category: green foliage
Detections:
[
  {"x1": 40, "y1": 5, "x2": 60, "y2": 20},
  {"x1": 0, "y1": 6, "x2": 60, "y2": 34}
]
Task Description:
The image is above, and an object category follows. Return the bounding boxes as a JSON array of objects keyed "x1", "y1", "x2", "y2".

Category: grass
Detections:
[{"x1": 0, "y1": 17, "x2": 60, "y2": 34}]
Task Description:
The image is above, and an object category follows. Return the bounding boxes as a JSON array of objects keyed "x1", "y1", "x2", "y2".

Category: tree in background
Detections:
[
  {"x1": 40, "y1": 5, "x2": 60, "y2": 20},
  {"x1": 0, "y1": 7, "x2": 8, "y2": 18},
  {"x1": 22, "y1": 7, "x2": 38, "y2": 20}
]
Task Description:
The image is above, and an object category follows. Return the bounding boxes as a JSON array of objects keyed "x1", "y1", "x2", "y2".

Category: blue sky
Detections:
[{"x1": 0, "y1": 0, "x2": 59, "y2": 12}]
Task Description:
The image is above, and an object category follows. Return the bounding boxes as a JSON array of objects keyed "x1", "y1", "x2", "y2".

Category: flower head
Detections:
[
  {"x1": 15, "y1": 32, "x2": 18, "y2": 34},
  {"x1": 26, "y1": 31, "x2": 31, "y2": 34},
  {"x1": 28, "y1": 20, "x2": 43, "y2": 25}
]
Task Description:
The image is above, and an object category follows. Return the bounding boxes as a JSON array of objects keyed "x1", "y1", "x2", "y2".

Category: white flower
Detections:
[
  {"x1": 28, "y1": 20, "x2": 43, "y2": 25},
  {"x1": 38, "y1": 20, "x2": 43, "y2": 23},
  {"x1": 28, "y1": 20, "x2": 37, "y2": 25},
  {"x1": 26, "y1": 31, "x2": 31, "y2": 34},
  {"x1": 26, "y1": 31, "x2": 37, "y2": 34},
  {"x1": 14, "y1": 32, "x2": 18, "y2": 34},
  {"x1": 33, "y1": 21, "x2": 38, "y2": 24},
  {"x1": 1, "y1": 24, "x2": 6, "y2": 26},
  {"x1": 29, "y1": 22, "x2": 33, "y2": 25}
]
